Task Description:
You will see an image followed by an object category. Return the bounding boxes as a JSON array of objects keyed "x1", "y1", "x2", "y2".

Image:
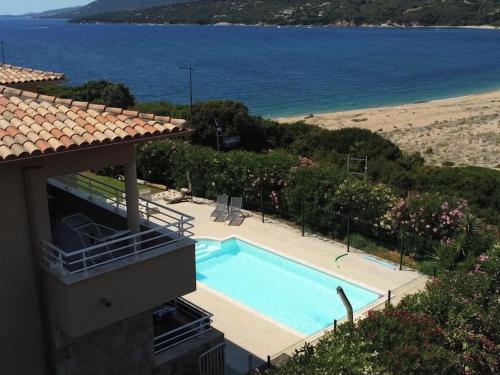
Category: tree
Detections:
[{"x1": 37, "y1": 80, "x2": 136, "y2": 108}]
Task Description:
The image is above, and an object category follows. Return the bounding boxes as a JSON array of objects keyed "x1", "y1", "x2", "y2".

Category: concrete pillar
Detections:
[
  {"x1": 22, "y1": 166, "x2": 53, "y2": 375},
  {"x1": 124, "y1": 156, "x2": 140, "y2": 233}
]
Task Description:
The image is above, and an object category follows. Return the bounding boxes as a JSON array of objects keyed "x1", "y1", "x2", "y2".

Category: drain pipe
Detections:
[{"x1": 336, "y1": 286, "x2": 353, "y2": 323}]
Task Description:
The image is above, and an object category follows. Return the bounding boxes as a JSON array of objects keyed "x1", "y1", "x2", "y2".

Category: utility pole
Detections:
[
  {"x1": 179, "y1": 64, "x2": 194, "y2": 125},
  {"x1": 1, "y1": 41, "x2": 5, "y2": 64}
]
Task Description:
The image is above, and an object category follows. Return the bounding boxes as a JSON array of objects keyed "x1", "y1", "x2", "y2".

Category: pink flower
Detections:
[{"x1": 479, "y1": 254, "x2": 489, "y2": 262}]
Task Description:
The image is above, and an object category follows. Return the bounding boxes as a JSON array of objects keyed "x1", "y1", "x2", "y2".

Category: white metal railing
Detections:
[
  {"x1": 43, "y1": 173, "x2": 195, "y2": 277},
  {"x1": 51, "y1": 173, "x2": 194, "y2": 229},
  {"x1": 153, "y1": 298, "x2": 214, "y2": 354}
]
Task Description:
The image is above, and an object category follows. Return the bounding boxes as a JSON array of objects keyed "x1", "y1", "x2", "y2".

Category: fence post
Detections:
[
  {"x1": 346, "y1": 214, "x2": 350, "y2": 253},
  {"x1": 88, "y1": 177, "x2": 93, "y2": 200},
  {"x1": 115, "y1": 190, "x2": 120, "y2": 210},
  {"x1": 334, "y1": 319, "x2": 337, "y2": 332},
  {"x1": 399, "y1": 231, "x2": 404, "y2": 271},
  {"x1": 58, "y1": 248, "x2": 66, "y2": 276},
  {"x1": 267, "y1": 355, "x2": 271, "y2": 369},
  {"x1": 387, "y1": 290, "x2": 391, "y2": 306},
  {"x1": 301, "y1": 200, "x2": 305, "y2": 236},
  {"x1": 260, "y1": 170, "x2": 264, "y2": 223},
  {"x1": 83, "y1": 251, "x2": 89, "y2": 275}
]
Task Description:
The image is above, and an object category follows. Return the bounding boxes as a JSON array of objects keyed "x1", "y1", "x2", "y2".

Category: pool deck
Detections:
[{"x1": 176, "y1": 200, "x2": 428, "y2": 374}]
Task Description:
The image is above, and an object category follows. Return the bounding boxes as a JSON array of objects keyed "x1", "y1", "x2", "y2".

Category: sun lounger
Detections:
[
  {"x1": 211, "y1": 194, "x2": 228, "y2": 219},
  {"x1": 227, "y1": 197, "x2": 243, "y2": 226}
]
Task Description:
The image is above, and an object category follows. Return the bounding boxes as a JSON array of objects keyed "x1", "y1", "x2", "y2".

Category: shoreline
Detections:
[
  {"x1": 277, "y1": 89, "x2": 500, "y2": 170},
  {"x1": 38, "y1": 17, "x2": 498, "y2": 30},
  {"x1": 274, "y1": 88, "x2": 500, "y2": 123}
]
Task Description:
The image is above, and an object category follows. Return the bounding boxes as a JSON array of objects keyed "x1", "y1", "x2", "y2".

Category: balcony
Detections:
[
  {"x1": 153, "y1": 298, "x2": 213, "y2": 354},
  {"x1": 42, "y1": 173, "x2": 197, "y2": 338},
  {"x1": 43, "y1": 173, "x2": 194, "y2": 281}
]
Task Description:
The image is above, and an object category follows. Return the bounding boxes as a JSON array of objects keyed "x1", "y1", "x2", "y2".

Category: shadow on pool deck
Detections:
[{"x1": 226, "y1": 339, "x2": 265, "y2": 375}]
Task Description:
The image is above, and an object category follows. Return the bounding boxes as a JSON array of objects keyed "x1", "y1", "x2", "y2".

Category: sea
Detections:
[{"x1": 1, "y1": 17, "x2": 500, "y2": 118}]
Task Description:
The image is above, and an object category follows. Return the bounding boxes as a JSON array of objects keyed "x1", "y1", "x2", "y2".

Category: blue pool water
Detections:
[
  {"x1": 2, "y1": 17, "x2": 500, "y2": 117},
  {"x1": 195, "y1": 237, "x2": 380, "y2": 335}
]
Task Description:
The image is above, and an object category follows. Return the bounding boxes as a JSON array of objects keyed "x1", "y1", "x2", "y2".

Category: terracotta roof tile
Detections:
[
  {"x1": 0, "y1": 85, "x2": 189, "y2": 163},
  {"x1": 0, "y1": 64, "x2": 65, "y2": 86}
]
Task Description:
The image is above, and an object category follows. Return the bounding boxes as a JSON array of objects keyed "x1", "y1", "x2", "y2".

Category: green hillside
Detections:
[
  {"x1": 72, "y1": 0, "x2": 500, "y2": 26},
  {"x1": 38, "y1": 0, "x2": 192, "y2": 19}
]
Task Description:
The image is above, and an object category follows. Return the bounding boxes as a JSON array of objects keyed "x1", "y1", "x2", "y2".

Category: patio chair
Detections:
[
  {"x1": 61, "y1": 213, "x2": 132, "y2": 271},
  {"x1": 211, "y1": 194, "x2": 228, "y2": 219},
  {"x1": 227, "y1": 197, "x2": 244, "y2": 226},
  {"x1": 62, "y1": 213, "x2": 131, "y2": 248}
]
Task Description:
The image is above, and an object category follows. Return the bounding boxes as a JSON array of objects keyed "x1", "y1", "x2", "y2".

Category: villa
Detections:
[
  {"x1": 0, "y1": 66, "x2": 223, "y2": 375},
  {"x1": 0, "y1": 65, "x2": 428, "y2": 375}
]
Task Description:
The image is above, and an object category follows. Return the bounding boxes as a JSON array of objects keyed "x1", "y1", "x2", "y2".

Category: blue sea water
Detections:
[
  {"x1": 1, "y1": 17, "x2": 500, "y2": 117},
  {"x1": 195, "y1": 237, "x2": 380, "y2": 335}
]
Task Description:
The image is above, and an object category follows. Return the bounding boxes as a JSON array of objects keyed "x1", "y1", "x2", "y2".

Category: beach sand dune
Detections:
[{"x1": 277, "y1": 91, "x2": 500, "y2": 169}]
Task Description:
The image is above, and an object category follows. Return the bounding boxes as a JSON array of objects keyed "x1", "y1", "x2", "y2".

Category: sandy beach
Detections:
[{"x1": 277, "y1": 90, "x2": 500, "y2": 169}]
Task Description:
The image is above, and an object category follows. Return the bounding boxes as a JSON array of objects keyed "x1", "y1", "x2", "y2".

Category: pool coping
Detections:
[
  {"x1": 195, "y1": 282, "x2": 307, "y2": 339},
  {"x1": 194, "y1": 234, "x2": 388, "y2": 336}
]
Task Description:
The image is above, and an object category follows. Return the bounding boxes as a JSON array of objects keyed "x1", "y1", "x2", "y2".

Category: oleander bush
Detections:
[
  {"x1": 137, "y1": 140, "x2": 298, "y2": 213},
  {"x1": 387, "y1": 194, "x2": 469, "y2": 257},
  {"x1": 414, "y1": 166, "x2": 500, "y2": 225},
  {"x1": 270, "y1": 244, "x2": 500, "y2": 375},
  {"x1": 138, "y1": 142, "x2": 400, "y2": 236},
  {"x1": 137, "y1": 139, "x2": 498, "y2": 257}
]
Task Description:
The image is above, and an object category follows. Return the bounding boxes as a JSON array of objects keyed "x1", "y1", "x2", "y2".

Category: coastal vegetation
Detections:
[
  {"x1": 38, "y1": 80, "x2": 135, "y2": 108},
  {"x1": 70, "y1": 0, "x2": 500, "y2": 27},
  {"x1": 37, "y1": 81, "x2": 500, "y2": 259}
]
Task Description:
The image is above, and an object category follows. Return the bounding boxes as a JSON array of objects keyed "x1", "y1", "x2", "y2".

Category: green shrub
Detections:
[
  {"x1": 37, "y1": 80, "x2": 135, "y2": 108},
  {"x1": 138, "y1": 142, "x2": 399, "y2": 237},
  {"x1": 134, "y1": 101, "x2": 188, "y2": 119},
  {"x1": 282, "y1": 165, "x2": 346, "y2": 234},
  {"x1": 401, "y1": 246, "x2": 500, "y2": 374},
  {"x1": 415, "y1": 166, "x2": 500, "y2": 225},
  {"x1": 388, "y1": 194, "x2": 469, "y2": 257},
  {"x1": 137, "y1": 140, "x2": 297, "y2": 212}
]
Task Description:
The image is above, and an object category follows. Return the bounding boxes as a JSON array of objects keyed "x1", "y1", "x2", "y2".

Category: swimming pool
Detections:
[{"x1": 195, "y1": 237, "x2": 381, "y2": 335}]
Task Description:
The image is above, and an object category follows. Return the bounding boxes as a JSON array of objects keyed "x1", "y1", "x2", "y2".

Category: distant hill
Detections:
[
  {"x1": 34, "y1": 0, "x2": 192, "y2": 19},
  {"x1": 71, "y1": 0, "x2": 500, "y2": 27},
  {"x1": 26, "y1": 6, "x2": 82, "y2": 18}
]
